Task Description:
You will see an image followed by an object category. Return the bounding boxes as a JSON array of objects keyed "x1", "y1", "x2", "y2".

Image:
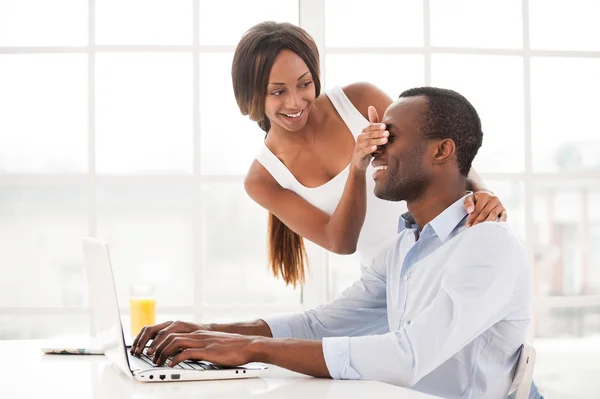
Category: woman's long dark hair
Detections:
[{"x1": 232, "y1": 22, "x2": 321, "y2": 286}]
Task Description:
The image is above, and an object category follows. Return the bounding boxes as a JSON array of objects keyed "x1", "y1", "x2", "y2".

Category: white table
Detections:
[{"x1": 0, "y1": 340, "x2": 440, "y2": 399}]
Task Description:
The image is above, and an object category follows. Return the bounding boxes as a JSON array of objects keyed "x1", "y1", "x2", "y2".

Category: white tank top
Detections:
[{"x1": 256, "y1": 86, "x2": 406, "y2": 265}]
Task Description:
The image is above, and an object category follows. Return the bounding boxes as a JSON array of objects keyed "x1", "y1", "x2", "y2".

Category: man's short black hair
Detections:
[{"x1": 399, "y1": 87, "x2": 483, "y2": 176}]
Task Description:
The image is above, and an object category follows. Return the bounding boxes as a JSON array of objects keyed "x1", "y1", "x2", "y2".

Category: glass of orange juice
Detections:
[{"x1": 129, "y1": 284, "x2": 156, "y2": 338}]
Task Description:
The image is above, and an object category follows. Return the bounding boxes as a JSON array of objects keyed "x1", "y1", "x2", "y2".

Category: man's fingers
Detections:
[
  {"x1": 146, "y1": 323, "x2": 178, "y2": 355},
  {"x1": 151, "y1": 332, "x2": 180, "y2": 363},
  {"x1": 132, "y1": 322, "x2": 170, "y2": 355},
  {"x1": 168, "y1": 348, "x2": 206, "y2": 367},
  {"x1": 155, "y1": 336, "x2": 198, "y2": 366},
  {"x1": 368, "y1": 105, "x2": 379, "y2": 124},
  {"x1": 131, "y1": 328, "x2": 143, "y2": 352},
  {"x1": 500, "y1": 211, "x2": 508, "y2": 221},
  {"x1": 147, "y1": 331, "x2": 170, "y2": 355}
]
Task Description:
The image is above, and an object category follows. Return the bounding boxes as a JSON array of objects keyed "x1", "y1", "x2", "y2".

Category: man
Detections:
[{"x1": 131, "y1": 87, "x2": 531, "y2": 398}]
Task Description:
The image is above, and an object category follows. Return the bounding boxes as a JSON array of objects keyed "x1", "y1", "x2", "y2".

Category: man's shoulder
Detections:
[
  {"x1": 452, "y1": 221, "x2": 527, "y2": 265},
  {"x1": 459, "y1": 221, "x2": 521, "y2": 246}
]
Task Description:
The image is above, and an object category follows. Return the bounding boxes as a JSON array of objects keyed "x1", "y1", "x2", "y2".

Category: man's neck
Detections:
[{"x1": 406, "y1": 179, "x2": 467, "y2": 230}]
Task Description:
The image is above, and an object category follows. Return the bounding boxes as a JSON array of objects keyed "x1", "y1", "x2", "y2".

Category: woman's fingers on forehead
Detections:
[{"x1": 369, "y1": 130, "x2": 388, "y2": 139}]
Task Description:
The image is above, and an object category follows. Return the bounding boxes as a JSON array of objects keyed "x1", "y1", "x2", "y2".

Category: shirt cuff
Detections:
[
  {"x1": 261, "y1": 315, "x2": 294, "y2": 338},
  {"x1": 322, "y1": 336, "x2": 360, "y2": 380}
]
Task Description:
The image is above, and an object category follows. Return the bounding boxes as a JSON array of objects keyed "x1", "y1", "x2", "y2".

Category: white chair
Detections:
[{"x1": 508, "y1": 342, "x2": 537, "y2": 399}]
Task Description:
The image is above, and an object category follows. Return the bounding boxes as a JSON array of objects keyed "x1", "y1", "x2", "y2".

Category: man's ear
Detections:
[{"x1": 432, "y1": 138, "x2": 456, "y2": 165}]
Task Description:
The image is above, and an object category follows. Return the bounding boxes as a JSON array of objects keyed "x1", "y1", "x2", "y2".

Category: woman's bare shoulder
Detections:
[
  {"x1": 244, "y1": 160, "x2": 286, "y2": 205},
  {"x1": 342, "y1": 82, "x2": 393, "y2": 120}
]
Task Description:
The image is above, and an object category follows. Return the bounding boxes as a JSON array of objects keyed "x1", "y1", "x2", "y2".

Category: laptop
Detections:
[{"x1": 81, "y1": 237, "x2": 268, "y2": 382}]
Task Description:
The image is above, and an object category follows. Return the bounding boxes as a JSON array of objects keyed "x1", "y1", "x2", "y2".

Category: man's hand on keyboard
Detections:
[
  {"x1": 130, "y1": 321, "x2": 211, "y2": 356},
  {"x1": 151, "y1": 330, "x2": 260, "y2": 368}
]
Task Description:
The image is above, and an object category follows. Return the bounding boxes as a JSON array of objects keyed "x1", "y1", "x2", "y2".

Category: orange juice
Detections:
[{"x1": 130, "y1": 297, "x2": 156, "y2": 337}]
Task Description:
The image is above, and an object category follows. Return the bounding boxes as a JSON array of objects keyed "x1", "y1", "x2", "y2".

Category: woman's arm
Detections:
[
  {"x1": 344, "y1": 82, "x2": 393, "y2": 122},
  {"x1": 245, "y1": 83, "x2": 392, "y2": 254},
  {"x1": 245, "y1": 161, "x2": 365, "y2": 254},
  {"x1": 246, "y1": 115, "x2": 385, "y2": 254},
  {"x1": 463, "y1": 168, "x2": 508, "y2": 226},
  {"x1": 466, "y1": 168, "x2": 488, "y2": 192}
]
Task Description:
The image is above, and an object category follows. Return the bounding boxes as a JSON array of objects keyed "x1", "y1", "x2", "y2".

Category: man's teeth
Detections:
[
  {"x1": 374, "y1": 165, "x2": 388, "y2": 171},
  {"x1": 283, "y1": 110, "x2": 303, "y2": 118}
]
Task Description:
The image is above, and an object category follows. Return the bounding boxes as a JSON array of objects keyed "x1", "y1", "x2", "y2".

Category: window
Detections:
[
  {"x1": 1, "y1": 0, "x2": 599, "y2": 342},
  {"x1": 0, "y1": 55, "x2": 88, "y2": 173},
  {"x1": 321, "y1": 0, "x2": 600, "y2": 340},
  {"x1": 95, "y1": 53, "x2": 194, "y2": 174},
  {"x1": 530, "y1": 58, "x2": 600, "y2": 173},
  {"x1": 0, "y1": 0, "x2": 301, "y2": 339},
  {"x1": 431, "y1": 54, "x2": 525, "y2": 173},
  {"x1": 430, "y1": 0, "x2": 522, "y2": 49}
]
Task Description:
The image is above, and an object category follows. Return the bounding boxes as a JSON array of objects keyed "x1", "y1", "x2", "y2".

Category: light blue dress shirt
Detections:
[{"x1": 264, "y1": 195, "x2": 531, "y2": 399}]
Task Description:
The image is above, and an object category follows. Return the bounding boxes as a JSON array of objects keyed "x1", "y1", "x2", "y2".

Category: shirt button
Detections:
[{"x1": 403, "y1": 275, "x2": 409, "y2": 282}]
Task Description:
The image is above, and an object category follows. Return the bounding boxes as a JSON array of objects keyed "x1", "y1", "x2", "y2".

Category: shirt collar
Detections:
[{"x1": 398, "y1": 193, "x2": 471, "y2": 242}]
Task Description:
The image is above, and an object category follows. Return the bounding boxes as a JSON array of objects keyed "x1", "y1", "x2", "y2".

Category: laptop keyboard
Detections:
[{"x1": 136, "y1": 349, "x2": 225, "y2": 370}]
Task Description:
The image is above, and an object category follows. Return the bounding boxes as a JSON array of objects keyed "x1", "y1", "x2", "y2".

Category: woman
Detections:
[{"x1": 232, "y1": 21, "x2": 506, "y2": 287}]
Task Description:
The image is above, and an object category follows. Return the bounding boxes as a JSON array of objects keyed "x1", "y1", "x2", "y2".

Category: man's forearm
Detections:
[
  {"x1": 206, "y1": 319, "x2": 273, "y2": 338},
  {"x1": 249, "y1": 337, "x2": 330, "y2": 378}
]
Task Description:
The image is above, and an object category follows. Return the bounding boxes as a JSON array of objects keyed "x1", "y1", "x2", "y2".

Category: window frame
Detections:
[{"x1": 1, "y1": 0, "x2": 599, "y2": 338}]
